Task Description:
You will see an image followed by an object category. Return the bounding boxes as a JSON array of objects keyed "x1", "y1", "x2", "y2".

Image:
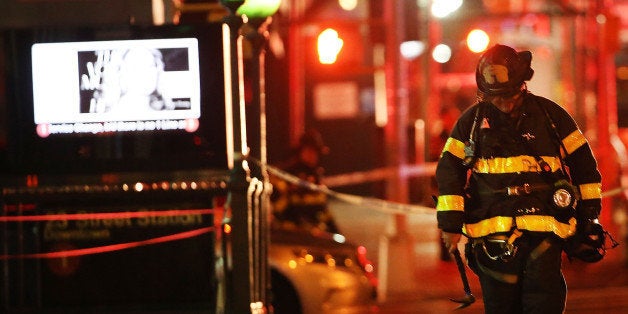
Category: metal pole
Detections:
[
  {"x1": 220, "y1": 2, "x2": 253, "y2": 313},
  {"x1": 379, "y1": 0, "x2": 417, "y2": 298},
  {"x1": 288, "y1": 0, "x2": 305, "y2": 145},
  {"x1": 595, "y1": 3, "x2": 619, "y2": 227},
  {"x1": 244, "y1": 15, "x2": 274, "y2": 310}
]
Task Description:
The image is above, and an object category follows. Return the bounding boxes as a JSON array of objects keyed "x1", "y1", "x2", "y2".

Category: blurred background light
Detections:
[
  {"x1": 317, "y1": 28, "x2": 344, "y2": 64},
  {"x1": 466, "y1": 28, "x2": 490, "y2": 53},
  {"x1": 432, "y1": 44, "x2": 452, "y2": 63},
  {"x1": 400, "y1": 40, "x2": 426, "y2": 60},
  {"x1": 237, "y1": 0, "x2": 282, "y2": 19},
  {"x1": 430, "y1": 0, "x2": 463, "y2": 18},
  {"x1": 338, "y1": 0, "x2": 358, "y2": 11}
]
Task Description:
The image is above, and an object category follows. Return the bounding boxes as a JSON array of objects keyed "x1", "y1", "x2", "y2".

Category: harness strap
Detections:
[
  {"x1": 508, "y1": 229, "x2": 523, "y2": 245},
  {"x1": 529, "y1": 238, "x2": 553, "y2": 261},
  {"x1": 476, "y1": 182, "x2": 553, "y2": 196},
  {"x1": 472, "y1": 232, "x2": 553, "y2": 284},
  {"x1": 476, "y1": 258, "x2": 520, "y2": 284}
]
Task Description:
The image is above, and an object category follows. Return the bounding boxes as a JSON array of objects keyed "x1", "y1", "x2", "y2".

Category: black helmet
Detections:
[
  {"x1": 476, "y1": 44, "x2": 534, "y2": 96},
  {"x1": 564, "y1": 221, "x2": 618, "y2": 263},
  {"x1": 296, "y1": 129, "x2": 329, "y2": 155}
]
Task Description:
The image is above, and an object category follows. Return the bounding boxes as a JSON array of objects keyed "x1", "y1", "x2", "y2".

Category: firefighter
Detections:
[
  {"x1": 436, "y1": 44, "x2": 610, "y2": 313},
  {"x1": 270, "y1": 129, "x2": 340, "y2": 234}
]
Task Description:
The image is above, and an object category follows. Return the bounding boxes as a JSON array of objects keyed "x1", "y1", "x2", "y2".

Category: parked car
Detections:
[
  {"x1": 269, "y1": 226, "x2": 378, "y2": 314},
  {"x1": 264, "y1": 157, "x2": 378, "y2": 314}
]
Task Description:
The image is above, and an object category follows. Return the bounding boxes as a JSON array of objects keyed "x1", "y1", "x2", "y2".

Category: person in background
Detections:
[
  {"x1": 271, "y1": 129, "x2": 340, "y2": 234},
  {"x1": 435, "y1": 44, "x2": 610, "y2": 313}
]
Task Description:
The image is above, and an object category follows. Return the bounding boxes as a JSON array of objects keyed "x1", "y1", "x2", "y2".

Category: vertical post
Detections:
[
  {"x1": 378, "y1": 0, "x2": 417, "y2": 299},
  {"x1": 220, "y1": 2, "x2": 252, "y2": 314},
  {"x1": 224, "y1": 1, "x2": 281, "y2": 312},
  {"x1": 595, "y1": 6, "x2": 619, "y2": 227},
  {"x1": 383, "y1": 0, "x2": 405, "y2": 206},
  {"x1": 222, "y1": 1, "x2": 246, "y2": 158},
  {"x1": 422, "y1": 10, "x2": 442, "y2": 163},
  {"x1": 288, "y1": 0, "x2": 305, "y2": 145},
  {"x1": 242, "y1": 14, "x2": 274, "y2": 311}
]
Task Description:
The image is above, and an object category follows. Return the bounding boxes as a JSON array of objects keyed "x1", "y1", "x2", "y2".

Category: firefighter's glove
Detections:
[
  {"x1": 441, "y1": 232, "x2": 462, "y2": 254},
  {"x1": 564, "y1": 219, "x2": 618, "y2": 263}
]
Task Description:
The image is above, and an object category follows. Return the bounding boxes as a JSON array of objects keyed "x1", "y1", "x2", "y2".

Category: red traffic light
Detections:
[{"x1": 317, "y1": 28, "x2": 344, "y2": 64}]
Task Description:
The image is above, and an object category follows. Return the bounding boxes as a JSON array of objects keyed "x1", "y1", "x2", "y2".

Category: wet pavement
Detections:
[
  {"x1": 373, "y1": 258, "x2": 628, "y2": 313},
  {"x1": 329, "y1": 199, "x2": 628, "y2": 313}
]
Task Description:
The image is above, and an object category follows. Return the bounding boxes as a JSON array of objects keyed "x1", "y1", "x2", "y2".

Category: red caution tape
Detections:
[
  {"x1": 0, "y1": 208, "x2": 224, "y2": 260},
  {"x1": 0, "y1": 226, "x2": 216, "y2": 260},
  {"x1": 0, "y1": 208, "x2": 220, "y2": 222}
]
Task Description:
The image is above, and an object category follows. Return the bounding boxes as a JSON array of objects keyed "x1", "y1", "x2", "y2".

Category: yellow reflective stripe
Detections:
[
  {"x1": 562, "y1": 130, "x2": 587, "y2": 154},
  {"x1": 436, "y1": 195, "x2": 465, "y2": 212},
  {"x1": 463, "y1": 216, "x2": 576, "y2": 239},
  {"x1": 441, "y1": 137, "x2": 465, "y2": 160},
  {"x1": 515, "y1": 216, "x2": 576, "y2": 239},
  {"x1": 463, "y1": 216, "x2": 515, "y2": 238},
  {"x1": 473, "y1": 155, "x2": 562, "y2": 174},
  {"x1": 579, "y1": 182, "x2": 602, "y2": 200}
]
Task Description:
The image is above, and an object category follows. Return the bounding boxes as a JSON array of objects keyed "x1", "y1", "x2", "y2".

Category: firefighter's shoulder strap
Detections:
[
  {"x1": 462, "y1": 102, "x2": 486, "y2": 168},
  {"x1": 531, "y1": 97, "x2": 572, "y2": 180}
]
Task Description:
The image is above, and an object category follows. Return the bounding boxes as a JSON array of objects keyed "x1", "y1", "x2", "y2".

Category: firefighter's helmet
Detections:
[
  {"x1": 564, "y1": 220, "x2": 618, "y2": 263},
  {"x1": 475, "y1": 44, "x2": 534, "y2": 96},
  {"x1": 296, "y1": 129, "x2": 329, "y2": 155}
]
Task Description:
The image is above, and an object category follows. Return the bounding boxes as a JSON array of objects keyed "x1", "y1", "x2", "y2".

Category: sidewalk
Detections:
[
  {"x1": 329, "y1": 199, "x2": 628, "y2": 313},
  {"x1": 376, "y1": 249, "x2": 628, "y2": 313}
]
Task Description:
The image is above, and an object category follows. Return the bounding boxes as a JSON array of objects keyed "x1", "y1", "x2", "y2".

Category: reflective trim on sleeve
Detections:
[
  {"x1": 579, "y1": 182, "x2": 602, "y2": 200},
  {"x1": 436, "y1": 195, "x2": 465, "y2": 212},
  {"x1": 562, "y1": 130, "x2": 587, "y2": 155},
  {"x1": 515, "y1": 216, "x2": 576, "y2": 239},
  {"x1": 441, "y1": 137, "x2": 465, "y2": 160},
  {"x1": 473, "y1": 155, "x2": 562, "y2": 174}
]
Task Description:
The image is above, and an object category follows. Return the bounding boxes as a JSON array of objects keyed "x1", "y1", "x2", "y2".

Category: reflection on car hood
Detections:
[{"x1": 271, "y1": 227, "x2": 355, "y2": 249}]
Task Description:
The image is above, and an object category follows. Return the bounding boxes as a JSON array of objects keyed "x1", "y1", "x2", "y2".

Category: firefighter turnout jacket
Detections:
[{"x1": 436, "y1": 92, "x2": 602, "y2": 239}]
